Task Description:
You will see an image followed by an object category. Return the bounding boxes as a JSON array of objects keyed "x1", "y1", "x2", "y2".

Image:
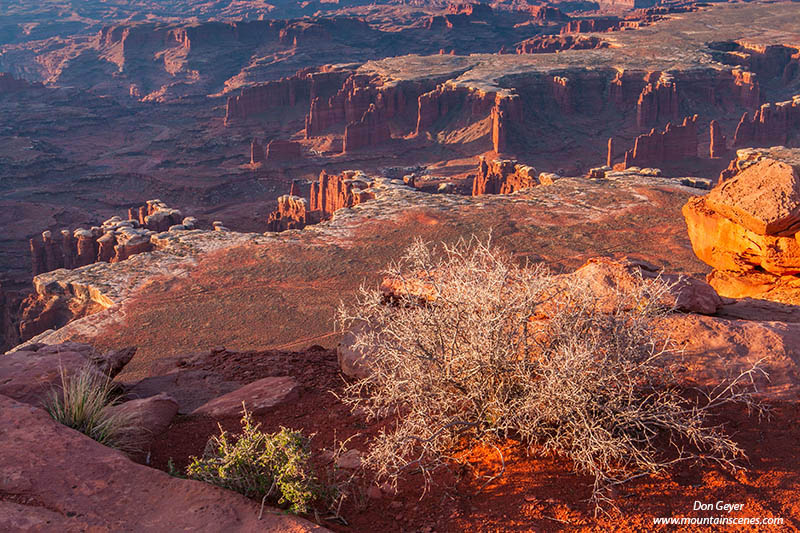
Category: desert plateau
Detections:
[{"x1": 1, "y1": 0, "x2": 800, "y2": 530}]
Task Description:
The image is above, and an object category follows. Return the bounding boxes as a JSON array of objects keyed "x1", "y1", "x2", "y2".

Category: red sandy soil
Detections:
[
  {"x1": 147, "y1": 347, "x2": 800, "y2": 532},
  {"x1": 89, "y1": 183, "x2": 706, "y2": 380}
]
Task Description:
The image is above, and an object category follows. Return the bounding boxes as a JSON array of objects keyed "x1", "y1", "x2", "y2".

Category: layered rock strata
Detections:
[{"x1": 733, "y1": 96, "x2": 800, "y2": 148}]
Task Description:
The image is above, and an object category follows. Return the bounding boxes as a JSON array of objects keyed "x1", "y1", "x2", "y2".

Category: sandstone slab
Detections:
[
  {"x1": 191, "y1": 376, "x2": 300, "y2": 418},
  {"x1": 104, "y1": 392, "x2": 179, "y2": 447},
  {"x1": 0, "y1": 395, "x2": 327, "y2": 532},
  {"x1": 705, "y1": 158, "x2": 800, "y2": 236},
  {"x1": 0, "y1": 342, "x2": 134, "y2": 407}
]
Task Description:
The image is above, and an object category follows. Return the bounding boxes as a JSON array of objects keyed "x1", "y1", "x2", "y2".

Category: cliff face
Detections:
[
  {"x1": 733, "y1": 97, "x2": 800, "y2": 148},
  {"x1": 343, "y1": 103, "x2": 391, "y2": 153},
  {"x1": 683, "y1": 147, "x2": 800, "y2": 304},
  {"x1": 225, "y1": 67, "x2": 350, "y2": 125},
  {"x1": 30, "y1": 200, "x2": 194, "y2": 276},
  {"x1": 636, "y1": 76, "x2": 679, "y2": 128},
  {"x1": 617, "y1": 115, "x2": 699, "y2": 169}
]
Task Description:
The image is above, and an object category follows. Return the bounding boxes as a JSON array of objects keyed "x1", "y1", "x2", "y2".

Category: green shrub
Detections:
[
  {"x1": 46, "y1": 365, "x2": 139, "y2": 451},
  {"x1": 186, "y1": 408, "x2": 318, "y2": 514}
]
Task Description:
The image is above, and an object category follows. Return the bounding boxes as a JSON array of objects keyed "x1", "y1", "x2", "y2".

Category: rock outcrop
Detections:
[
  {"x1": 683, "y1": 147, "x2": 800, "y2": 303},
  {"x1": 709, "y1": 119, "x2": 728, "y2": 158},
  {"x1": 620, "y1": 115, "x2": 698, "y2": 169},
  {"x1": 266, "y1": 170, "x2": 378, "y2": 232},
  {"x1": 310, "y1": 170, "x2": 376, "y2": 217},
  {"x1": 516, "y1": 35, "x2": 608, "y2": 54},
  {"x1": 191, "y1": 376, "x2": 300, "y2": 418},
  {"x1": 266, "y1": 195, "x2": 315, "y2": 232},
  {"x1": 30, "y1": 200, "x2": 194, "y2": 275},
  {"x1": 343, "y1": 103, "x2": 391, "y2": 153},
  {"x1": 636, "y1": 75, "x2": 679, "y2": 128},
  {"x1": 733, "y1": 96, "x2": 800, "y2": 148},
  {"x1": 472, "y1": 158, "x2": 540, "y2": 195},
  {"x1": 0, "y1": 342, "x2": 134, "y2": 406},
  {"x1": 0, "y1": 393, "x2": 325, "y2": 531},
  {"x1": 225, "y1": 66, "x2": 351, "y2": 124}
]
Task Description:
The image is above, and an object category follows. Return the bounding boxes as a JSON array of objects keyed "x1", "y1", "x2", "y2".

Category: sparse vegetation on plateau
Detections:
[
  {"x1": 46, "y1": 365, "x2": 139, "y2": 452},
  {"x1": 337, "y1": 237, "x2": 764, "y2": 511},
  {"x1": 186, "y1": 407, "x2": 319, "y2": 514}
]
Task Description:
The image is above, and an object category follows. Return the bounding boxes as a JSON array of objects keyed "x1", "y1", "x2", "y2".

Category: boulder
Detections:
[
  {"x1": 0, "y1": 395, "x2": 327, "y2": 531},
  {"x1": 704, "y1": 158, "x2": 800, "y2": 236},
  {"x1": 191, "y1": 376, "x2": 300, "y2": 418},
  {"x1": 0, "y1": 343, "x2": 134, "y2": 407},
  {"x1": 104, "y1": 393, "x2": 179, "y2": 447}
]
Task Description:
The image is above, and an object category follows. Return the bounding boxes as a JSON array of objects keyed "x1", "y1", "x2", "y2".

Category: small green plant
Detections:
[
  {"x1": 186, "y1": 407, "x2": 318, "y2": 514},
  {"x1": 46, "y1": 365, "x2": 139, "y2": 451}
]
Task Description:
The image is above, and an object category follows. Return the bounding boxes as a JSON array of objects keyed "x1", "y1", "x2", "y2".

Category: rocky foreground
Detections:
[{"x1": 1, "y1": 149, "x2": 799, "y2": 529}]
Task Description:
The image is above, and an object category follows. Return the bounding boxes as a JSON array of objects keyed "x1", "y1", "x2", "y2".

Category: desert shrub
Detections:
[
  {"x1": 186, "y1": 408, "x2": 318, "y2": 514},
  {"x1": 337, "y1": 237, "x2": 763, "y2": 510},
  {"x1": 46, "y1": 365, "x2": 139, "y2": 451}
]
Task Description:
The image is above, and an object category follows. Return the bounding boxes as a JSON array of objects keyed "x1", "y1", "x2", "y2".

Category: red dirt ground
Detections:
[{"x1": 146, "y1": 347, "x2": 800, "y2": 532}]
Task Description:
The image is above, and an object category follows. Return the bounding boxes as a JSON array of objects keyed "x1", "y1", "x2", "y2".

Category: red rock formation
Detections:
[
  {"x1": 250, "y1": 138, "x2": 266, "y2": 164},
  {"x1": 305, "y1": 74, "x2": 427, "y2": 140},
  {"x1": 225, "y1": 67, "x2": 350, "y2": 125},
  {"x1": 636, "y1": 77, "x2": 679, "y2": 128},
  {"x1": 560, "y1": 18, "x2": 619, "y2": 34},
  {"x1": 447, "y1": 2, "x2": 493, "y2": 18},
  {"x1": 31, "y1": 201, "x2": 193, "y2": 275},
  {"x1": 416, "y1": 84, "x2": 495, "y2": 136},
  {"x1": 310, "y1": 170, "x2": 375, "y2": 216},
  {"x1": 491, "y1": 93, "x2": 521, "y2": 154},
  {"x1": 551, "y1": 76, "x2": 573, "y2": 114},
  {"x1": 265, "y1": 139, "x2": 302, "y2": 161},
  {"x1": 516, "y1": 35, "x2": 607, "y2": 54},
  {"x1": 731, "y1": 69, "x2": 761, "y2": 109},
  {"x1": 472, "y1": 158, "x2": 539, "y2": 195},
  {"x1": 529, "y1": 5, "x2": 570, "y2": 23},
  {"x1": 343, "y1": 103, "x2": 391, "y2": 153},
  {"x1": 622, "y1": 115, "x2": 698, "y2": 169},
  {"x1": 733, "y1": 97, "x2": 800, "y2": 148},
  {"x1": 683, "y1": 150, "x2": 800, "y2": 303},
  {"x1": 607, "y1": 137, "x2": 616, "y2": 167},
  {"x1": 709, "y1": 120, "x2": 727, "y2": 158},
  {"x1": 266, "y1": 170, "x2": 377, "y2": 232},
  {"x1": 266, "y1": 195, "x2": 315, "y2": 232}
]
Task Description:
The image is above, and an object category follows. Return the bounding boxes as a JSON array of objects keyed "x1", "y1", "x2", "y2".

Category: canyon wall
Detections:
[
  {"x1": 733, "y1": 97, "x2": 800, "y2": 148},
  {"x1": 226, "y1": 67, "x2": 350, "y2": 124},
  {"x1": 615, "y1": 115, "x2": 699, "y2": 169}
]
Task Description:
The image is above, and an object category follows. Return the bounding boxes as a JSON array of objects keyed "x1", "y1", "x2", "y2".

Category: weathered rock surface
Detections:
[
  {"x1": 471, "y1": 158, "x2": 539, "y2": 196},
  {"x1": 104, "y1": 392, "x2": 179, "y2": 447},
  {"x1": 191, "y1": 376, "x2": 300, "y2": 418},
  {"x1": 0, "y1": 394, "x2": 326, "y2": 531},
  {"x1": 620, "y1": 115, "x2": 698, "y2": 169},
  {"x1": 30, "y1": 200, "x2": 193, "y2": 276},
  {"x1": 0, "y1": 342, "x2": 134, "y2": 407},
  {"x1": 684, "y1": 147, "x2": 800, "y2": 303}
]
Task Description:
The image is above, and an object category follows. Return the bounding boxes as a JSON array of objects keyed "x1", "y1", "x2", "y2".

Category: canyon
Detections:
[{"x1": 2, "y1": 0, "x2": 800, "y2": 530}]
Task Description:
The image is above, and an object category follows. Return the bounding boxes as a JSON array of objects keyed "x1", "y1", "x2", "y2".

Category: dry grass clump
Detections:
[
  {"x1": 186, "y1": 407, "x2": 319, "y2": 514},
  {"x1": 46, "y1": 365, "x2": 140, "y2": 452},
  {"x1": 337, "y1": 237, "x2": 763, "y2": 511}
]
